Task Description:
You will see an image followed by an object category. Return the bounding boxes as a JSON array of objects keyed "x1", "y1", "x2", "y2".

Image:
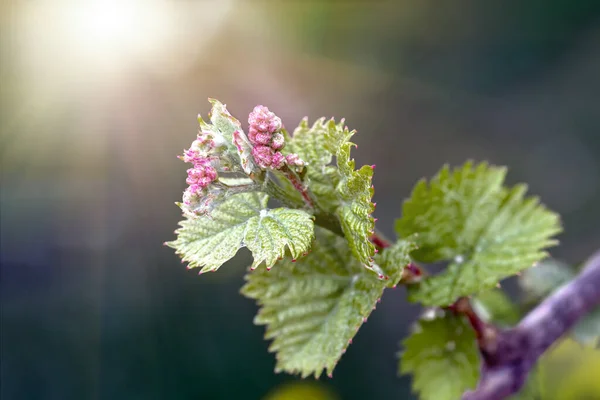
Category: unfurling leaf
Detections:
[
  {"x1": 286, "y1": 118, "x2": 340, "y2": 212},
  {"x1": 166, "y1": 192, "x2": 314, "y2": 272},
  {"x1": 397, "y1": 161, "x2": 562, "y2": 306},
  {"x1": 241, "y1": 228, "x2": 406, "y2": 378},
  {"x1": 324, "y1": 120, "x2": 376, "y2": 268},
  {"x1": 399, "y1": 312, "x2": 480, "y2": 400},
  {"x1": 206, "y1": 98, "x2": 242, "y2": 150},
  {"x1": 286, "y1": 118, "x2": 376, "y2": 269}
]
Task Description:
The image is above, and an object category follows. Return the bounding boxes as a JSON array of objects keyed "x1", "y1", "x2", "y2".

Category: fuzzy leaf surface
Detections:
[
  {"x1": 399, "y1": 313, "x2": 480, "y2": 400},
  {"x1": 167, "y1": 193, "x2": 314, "y2": 272},
  {"x1": 206, "y1": 98, "x2": 242, "y2": 148},
  {"x1": 324, "y1": 119, "x2": 376, "y2": 268},
  {"x1": 241, "y1": 228, "x2": 404, "y2": 378},
  {"x1": 285, "y1": 118, "x2": 340, "y2": 212},
  {"x1": 397, "y1": 161, "x2": 562, "y2": 306},
  {"x1": 286, "y1": 118, "x2": 376, "y2": 268}
]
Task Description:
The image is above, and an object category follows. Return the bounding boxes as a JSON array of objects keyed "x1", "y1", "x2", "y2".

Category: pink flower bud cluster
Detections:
[
  {"x1": 180, "y1": 131, "x2": 221, "y2": 204},
  {"x1": 186, "y1": 160, "x2": 217, "y2": 191},
  {"x1": 247, "y1": 105, "x2": 304, "y2": 169}
]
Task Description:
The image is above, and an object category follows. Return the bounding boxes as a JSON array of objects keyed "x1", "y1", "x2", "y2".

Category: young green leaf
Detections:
[
  {"x1": 286, "y1": 118, "x2": 376, "y2": 268},
  {"x1": 241, "y1": 227, "x2": 407, "y2": 378},
  {"x1": 324, "y1": 119, "x2": 376, "y2": 268},
  {"x1": 206, "y1": 98, "x2": 242, "y2": 148},
  {"x1": 166, "y1": 192, "x2": 314, "y2": 272},
  {"x1": 399, "y1": 312, "x2": 480, "y2": 400},
  {"x1": 397, "y1": 161, "x2": 562, "y2": 306},
  {"x1": 285, "y1": 117, "x2": 341, "y2": 212}
]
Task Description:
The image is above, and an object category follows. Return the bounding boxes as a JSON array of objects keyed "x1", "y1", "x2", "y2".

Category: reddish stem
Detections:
[
  {"x1": 448, "y1": 297, "x2": 495, "y2": 349},
  {"x1": 283, "y1": 167, "x2": 314, "y2": 208},
  {"x1": 370, "y1": 232, "x2": 391, "y2": 249},
  {"x1": 370, "y1": 232, "x2": 425, "y2": 283}
]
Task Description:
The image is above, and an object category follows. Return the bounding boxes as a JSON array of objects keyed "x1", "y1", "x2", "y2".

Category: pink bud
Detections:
[
  {"x1": 248, "y1": 105, "x2": 282, "y2": 145},
  {"x1": 285, "y1": 153, "x2": 305, "y2": 167},
  {"x1": 254, "y1": 131, "x2": 273, "y2": 146},
  {"x1": 271, "y1": 152, "x2": 285, "y2": 169},
  {"x1": 186, "y1": 163, "x2": 217, "y2": 189},
  {"x1": 251, "y1": 145, "x2": 274, "y2": 169},
  {"x1": 271, "y1": 133, "x2": 285, "y2": 150}
]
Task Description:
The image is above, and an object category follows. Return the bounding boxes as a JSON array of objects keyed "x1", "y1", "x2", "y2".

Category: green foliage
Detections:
[
  {"x1": 287, "y1": 118, "x2": 376, "y2": 268},
  {"x1": 397, "y1": 161, "x2": 562, "y2": 306},
  {"x1": 324, "y1": 119, "x2": 376, "y2": 268},
  {"x1": 399, "y1": 312, "x2": 480, "y2": 400},
  {"x1": 205, "y1": 98, "x2": 241, "y2": 150},
  {"x1": 241, "y1": 228, "x2": 410, "y2": 378},
  {"x1": 286, "y1": 118, "x2": 340, "y2": 212},
  {"x1": 168, "y1": 100, "x2": 579, "y2": 398},
  {"x1": 166, "y1": 192, "x2": 314, "y2": 272}
]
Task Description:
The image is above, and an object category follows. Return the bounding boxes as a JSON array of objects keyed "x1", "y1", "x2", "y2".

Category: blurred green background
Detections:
[{"x1": 1, "y1": 1, "x2": 599, "y2": 399}]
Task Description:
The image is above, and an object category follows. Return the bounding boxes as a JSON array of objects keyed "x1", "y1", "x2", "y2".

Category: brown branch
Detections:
[{"x1": 462, "y1": 249, "x2": 600, "y2": 400}]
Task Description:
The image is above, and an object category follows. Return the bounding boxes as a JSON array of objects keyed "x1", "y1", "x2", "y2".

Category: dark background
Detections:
[{"x1": 1, "y1": 1, "x2": 599, "y2": 399}]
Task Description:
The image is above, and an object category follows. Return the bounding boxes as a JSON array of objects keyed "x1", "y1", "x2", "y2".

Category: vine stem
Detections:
[
  {"x1": 371, "y1": 232, "x2": 391, "y2": 249},
  {"x1": 281, "y1": 166, "x2": 314, "y2": 208},
  {"x1": 462, "y1": 249, "x2": 600, "y2": 400},
  {"x1": 448, "y1": 297, "x2": 496, "y2": 350}
]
